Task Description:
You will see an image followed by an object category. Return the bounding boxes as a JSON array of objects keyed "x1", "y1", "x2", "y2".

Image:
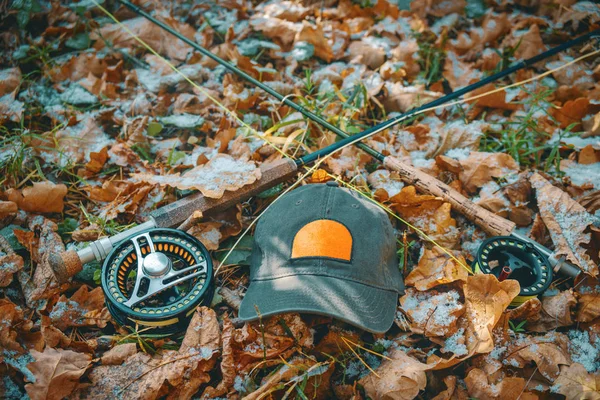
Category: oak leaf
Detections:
[
  {"x1": 400, "y1": 288, "x2": 465, "y2": 338},
  {"x1": 526, "y1": 290, "x2": 577, "y2": 332},
  {"x1": 0, "y1": 67, "x2": 22, "y2": 96},
  {"x1": 359, "y1": 348, "x2": 429, "y2": 400},
  {"x1": 295, "y1": 21, "x2": 333, "y2": 62},
  {"x1": 101, "y1": 343, "x2": 138, "y2": 366},
  {"x1": 0, "y1": 253, "x2": 24, "y2": 287},
  {"x1": 132, "y1": 154, "x2": 261, "y2": 199},
  {"x1": 49, "y1": 285, "x2": 108, "y2": 330},
  {"x1": 25, "y1": 348, "x2": 92, "y2": 400},
  {"x1": 72, "y1": 307, "x2": 220, "y2": 400},
  {"x1": 406, "y1": 247, "x2": 468, "y2": 291},
  {"x1": 0, "y1": 200, "x2": 18, "y2": 219},
  {"x1": 530, "y1": 173, "x2": 598, "y2": 276},
  {"x1": 504, "y1": 332, "x2": 571, "y2": 380},
  {"x1": 432, "y1": 375, "x2": 469, "y2": 400},
  {"x1": 7, "y1": 181, "x2": 68, "y2": 214},
  {"x1": 459, "y1": 152, "x2": 519, "y2": 193},
  {"x1": 552, "y1": 363, "x2": 600, "y2": 400},
  {"x1": 462, "y1": 274, "x2": 520, "y2": 354},
  {"x1": 465, "y1": 368, "x2": 528, "y2": 400}
]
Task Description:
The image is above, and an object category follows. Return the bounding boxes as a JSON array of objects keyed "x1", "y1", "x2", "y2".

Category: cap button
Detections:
[{"x1": 326, "y1": 180, "x2": 339, "y2": 187}]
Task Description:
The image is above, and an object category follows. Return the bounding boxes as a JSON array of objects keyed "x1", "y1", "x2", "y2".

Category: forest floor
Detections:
[{"x1": 1, "y1": 0, "x2": 600, "y2": 399}]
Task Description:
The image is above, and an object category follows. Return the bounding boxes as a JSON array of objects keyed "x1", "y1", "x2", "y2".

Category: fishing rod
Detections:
[
  {"x1": 47, "y1": 3, "x2": 599, "y2": 331},
  {"x1": 113, "y1": 2, "x2": 595, "y2": 284}
]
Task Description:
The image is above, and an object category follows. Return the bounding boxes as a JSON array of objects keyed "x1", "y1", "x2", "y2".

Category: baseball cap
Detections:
[{"x1": 239, "y1": 181, "x2": 404, "y2": 333}]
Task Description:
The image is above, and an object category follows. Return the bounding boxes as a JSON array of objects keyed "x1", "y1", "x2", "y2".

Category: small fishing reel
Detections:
[
  {"x1": 101, "y1": 228, "x2": 214, "y2": 334},
  {"x1": 474, "y1": 236, "x2": 553, "y2": 306}
]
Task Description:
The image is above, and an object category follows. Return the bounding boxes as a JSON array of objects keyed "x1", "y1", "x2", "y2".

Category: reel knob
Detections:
[
  {"x1": 101, "y1": 228, "x2": 214, "y2": 334},
  {"x1": 474, "y1": 236, "x2": 553, "y2": 303}
]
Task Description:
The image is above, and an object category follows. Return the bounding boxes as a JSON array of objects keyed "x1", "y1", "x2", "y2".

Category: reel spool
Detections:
[
  {"x1": 474, "y1": 236, "x2": 553, "y2": 306},
  {"x1": 101, "y1": 228, "x2": 214, "y2": 334}
]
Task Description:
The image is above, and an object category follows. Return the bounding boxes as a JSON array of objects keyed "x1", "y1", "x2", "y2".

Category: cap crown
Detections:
[{"x1": 251, "y1": 183, "x2": 402, "y2": 293}]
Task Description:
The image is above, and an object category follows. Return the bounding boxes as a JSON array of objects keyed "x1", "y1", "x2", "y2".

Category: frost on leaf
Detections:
[
  {"x1": 25, "y1": 348, "x2": 92, "y2": 400},
  {"x1": 458, "y1": 152, "x2": 519, "y2": 193},
  {"x1": 359, "y1": 348, "x2": 429, "y2": 400},
  {"x1": 530, "y1": 173, "x2": 598, "y2": 276},
  {"x1": 132, "y1": 154, "x2": 262, "y2": 199},
  {"x1": 406, "y1": 247, "x2": 468, "y2": 291}
]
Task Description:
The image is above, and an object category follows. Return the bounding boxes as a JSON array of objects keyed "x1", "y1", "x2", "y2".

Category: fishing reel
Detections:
[
  {"x1": 474, "y1": 236, "x2": 552, "y2": 306},
  {"x1": 101, "y1": 228, "x2": 214, "y2": 334}
]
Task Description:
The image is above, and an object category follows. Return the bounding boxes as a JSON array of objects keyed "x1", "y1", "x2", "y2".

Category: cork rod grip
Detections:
[
  {"x1": 384, "y1": 156, "x2": 516, "y2": 237},
  {"x1": 151, "y1": 158, "x2": 299, "y2": 228}
]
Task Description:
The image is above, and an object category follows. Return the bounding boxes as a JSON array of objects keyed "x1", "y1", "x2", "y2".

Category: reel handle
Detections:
[{"x1": 383, "y1": 156, "x2": 516, "y2": 236}]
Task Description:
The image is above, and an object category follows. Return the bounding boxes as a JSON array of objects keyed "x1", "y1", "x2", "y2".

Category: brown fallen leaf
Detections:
[
  {"x1": 552, "y1": 363, "x2": 600, "y2": 399},
  {"x1": 406, "y1": 247, "x2": 468, "y2": 291},
  {"x1": 0, "y1": 67, "x2": 22, "y2": 96},
  {"x1": 381, "y1": 82, "x2": 442, "y2": 113},
  {"x1": 400, "y1": 288, "x2": 465, "y2": 338},
  {"x1": 465, "y1": 368, "x2": 528, "y2": 400},
  {"x1": 432, "y1": 375, "x2": 469, "y2": 400},
  {"x1": 0, "y1": 91, "x2": 24, "y2": 123},
  {"x1": 359, "y1": 348, "x2": 429, "y2": 400},
  {"x1": 504, "y1": 332, "x2": 571, "y2": 381},
  {"x1": 462, "y1": 274, "x2": 520, "y2": 354},
  {"x1": 73, "y1": 307, "x2": 220, "y2": 400},
  {"x1": 577, "y1": 290, "x2": 600, "y2": 323},
  {"x1": 49, "y1": 285, "x2": 108, "y2": 330},
  {"x1": 526, "y1": 290, "x2": 577, "y2": 332},
  {"x1": 25, "y1": 347, "x2": 92, "y2": 400},
  {"x1": 551, "y1": 97, "x2": 590, "y2": 130},
  {"x1": 530, "y1": 173, "x2": 598, "y2": 276},
  {"x1": 0, "y1": 252, "x2": 24, "y2": 287},
  {"x1": 348, "y1": 39, "x2": 386, "y2": 69},
  {"x1": 7, "y1": 181, "x2": 68, "y2": 214},
  {"x1": 40, "y1": 316, "x2": 93, "y2": 354},
  {"x1": 133, "y1": 154, "x2": 261, "y2": 199},
  {"x1": 513, "y1": 24, "x2": 548, "y2": 60},
  {"x1": 459, "y1": 152, "x2": 519, "y2": 193},
  {"x1": 202, "y1": 315, "x2": 235, "y2": 398},
  {"x1": 101, "y1": 343, "x2": 138, "y2": 366},
  {"x1": 295, "y1": 21, "x2": 334, "y2": 62},
  {"x1": 0, "y1": 200, "x2": 18, "y2": 219}
]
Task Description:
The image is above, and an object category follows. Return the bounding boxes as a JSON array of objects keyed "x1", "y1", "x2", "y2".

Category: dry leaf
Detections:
[
  {"x1": 577, "y1": 291, "x2": 600, "y2": 323},
  {"x1": 552, "y1": 363, "x2": 600, "y2": 399},
  {"x1": 50, "y1": 285, "x2": 108, "y2": 330},
  {"x1": 7, "y1": 181, "x2": 68, "y2": 214},
  {"x1": 465, "y1": 368, "x2": 528, "y2": 400},
  {"x1": 381, "y1": 83, "x2": 442, "y2": 113},
  {"x1": 0, "y1": 253, "x2": 24, "y2": 287},
  {"x1": 133, "y1": 154, "x2": 261, "y2": 199},
  {"x1": 400, "y1": 288, "x2": 465, "y2": 338},
  {"x1": 202, "y1": 315, "x2": 235, "y2": 398},
  {"x1": 0, "y1": 200, "x2": 18, "y2": 219},
  {"x1": 406, "y1": 247, "x2": 468, "y2": 291},
  {"x1": 432, "y1": 375, "x2": 469, "y2": 400},
  {"x1": 73, "y1": 307, "x2": 220, "y2": 400},
  {"x1": 295, "y1": 21, "x2": 333, "y2": 62},
  {"x1": 504, "y1": 332, "x2": 571, "y2": 381},
  {"x1": 431, "y1": 120, "x2": 488, "y2": 158},
  {"x1": 459, "y1": 152, "x2": 519, "y2": 193},
  {"x1": 101, "y1": 343, "x2": 138, "y2": 366},
  {"x1": 526, "y1": 290, "x2": 577, "y2": 332},
  {"x1": 359, "y1": 348, "x2": 429, "y2": 400},
  {"x1": 25, "y1": 348, "x2": 92, "y2": 400},
  {"x1": 530, "y1": 173, "x2": 598, "y2": 276},
  {"x1": 514, "y1": 24, "x2": 548, "y2": 60},
  {"x1": 0, "y1": 67, "x2": 22, "y2": 96},
  {"x1": 462, "y1": 274, "x2": 520, "y2": 354}
]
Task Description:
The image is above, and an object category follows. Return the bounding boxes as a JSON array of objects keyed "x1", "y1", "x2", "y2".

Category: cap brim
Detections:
[{"x1": 239, "y1": 275, "x2": 398, "y2": 334}]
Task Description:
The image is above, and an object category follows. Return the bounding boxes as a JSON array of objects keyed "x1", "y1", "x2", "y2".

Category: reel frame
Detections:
[
  {"x1": 475, "y1": 236, "x2": 553, "y2": 303},
  {"x1": 101, "y1": 228, "x2": 214, "y2": 332}
]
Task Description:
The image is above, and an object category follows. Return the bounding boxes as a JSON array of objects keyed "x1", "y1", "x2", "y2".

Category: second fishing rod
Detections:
[
  {"x1": 118, "y1": 0, "x2": 592, "y2": 279},
  {"x1": 50, "y1": 2, "x2": 596, "y2": 305}
]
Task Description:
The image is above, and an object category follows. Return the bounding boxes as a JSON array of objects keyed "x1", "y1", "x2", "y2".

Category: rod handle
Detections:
[
  {"x1": 151, "y1": 158, "x2": 299, "y2": 228},
  {"x1": 383, "y1": 156, "x2": 516, "y2": 237},
  {"x1": 48, "y1": 250, "x2": 83, "y2": 284}
]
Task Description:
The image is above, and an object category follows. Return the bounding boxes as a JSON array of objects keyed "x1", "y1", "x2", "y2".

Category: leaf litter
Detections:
[{"x1": 1, "y1": 0, "x2": 600, "y2": 399}]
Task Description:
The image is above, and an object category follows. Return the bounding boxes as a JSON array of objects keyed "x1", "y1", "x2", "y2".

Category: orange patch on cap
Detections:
[{"x1": 291, "y1": 220, "x2": 352, "y2": 261}]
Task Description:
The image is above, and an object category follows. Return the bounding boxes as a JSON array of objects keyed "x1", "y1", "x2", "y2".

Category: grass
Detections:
[
  {"x1": 480, "y1": 86, "x2": 580, "y2": 175},
  {"x1": 414, "y1": 31, "x2": 447, "y2": 88}
]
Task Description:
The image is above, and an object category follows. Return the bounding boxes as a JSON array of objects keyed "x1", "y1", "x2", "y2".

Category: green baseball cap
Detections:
[{"x1": 239, "y1": 182, "x2": 404, "y2": 333}]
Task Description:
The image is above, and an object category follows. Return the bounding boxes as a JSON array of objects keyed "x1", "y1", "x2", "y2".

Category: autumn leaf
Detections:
[
  {"x1": 359, "y1": 348, "x2": 429, "y2": 400},
  {"x1": 552, "y1": 363, "x2": 600, "y2": 400},
  {"x1": 0, "y1": 253, "x2": 24, "y2": 287},
  {"x1": 465, "y1": 368, "x2": 529, "y2": 400},
  {"x1": 6, "y1": 181, "x2": 68, "y2": 214},
  {"x1": 25, "y1": 348, "x2": 92, "y2": 400},
  {"x1": 49, "y1": 285, "x2": 109, "y2": 330},
  {"x1": 73, "y1": 307, "x2": 220, "y2": 400},
  {"x1": 526, "y1": 290, "x2": 577, "y2": 332},
  {"x1": 530, "y1": 173, "x2": 598, "y2": 276},
  {"x1": 406, "y1": 247, "x2": 468, "y2": 291},
  {"x1": 0, "y1": 200, "x2": 18, "y2": 219},
  {"x1": 400, "y1": 288, "x2": 465, "y2": 338},
  {"x1": 133, "y1": 154, "x2": 261, "y2": 199},
  {"x1": 462, "y1": 274, "x2": 520, "y2": 354},
  {"x1": 0, "y1": 67, "x2": 22, "y2": 96},
  {"x1": 458, "y1": 152, "x2": 519, "y2": 193},
  {"x1": 504, "y1": 332, "x2": 571, "y2": 381}
]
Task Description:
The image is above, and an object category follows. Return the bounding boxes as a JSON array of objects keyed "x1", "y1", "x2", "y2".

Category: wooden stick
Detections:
[{"x1": 384, "y1": 156, "x2": 516, "y2": 237}]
